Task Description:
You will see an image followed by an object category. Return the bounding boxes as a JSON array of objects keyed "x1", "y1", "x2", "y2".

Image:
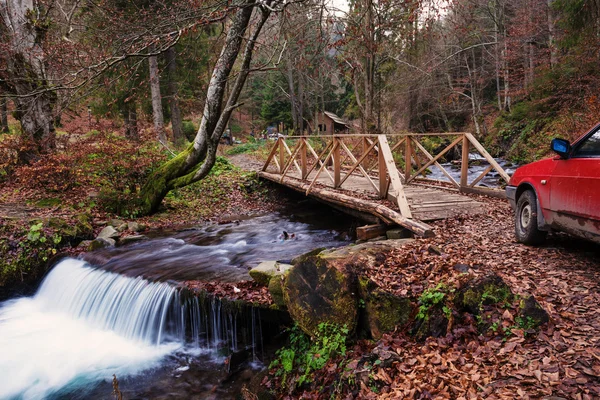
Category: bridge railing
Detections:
[{"x1": 261, "y1": 133, "x2": 510, "y2": 218}]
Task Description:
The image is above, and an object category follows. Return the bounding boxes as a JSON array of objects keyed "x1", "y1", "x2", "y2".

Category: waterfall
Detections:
[{"x1": 0, "y1": 258, "x2": 261, "y2": 399}]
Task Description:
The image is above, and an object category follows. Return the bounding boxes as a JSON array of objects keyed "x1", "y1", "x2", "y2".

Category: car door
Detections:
[{"x1": 549, "y1": 127, "x2": 600, "y2": 239}]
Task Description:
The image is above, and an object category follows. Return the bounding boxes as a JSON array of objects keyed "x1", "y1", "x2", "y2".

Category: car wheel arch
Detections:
[{"x1": 515, "y1": 183, "x2": 549, "y2": 231}]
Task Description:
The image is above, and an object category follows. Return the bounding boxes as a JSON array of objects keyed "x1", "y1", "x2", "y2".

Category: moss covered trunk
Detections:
[{"x1": 137, "y1": 1, "x2": 271, "y2": 215}]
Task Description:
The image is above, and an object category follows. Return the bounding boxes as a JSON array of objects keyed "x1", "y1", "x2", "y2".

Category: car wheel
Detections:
[{"x1": 515, "y1": 189, "x2": 547, "y2": 245}]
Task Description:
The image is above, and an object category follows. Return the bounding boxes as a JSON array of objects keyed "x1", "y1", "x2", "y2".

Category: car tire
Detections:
[{"x1": 515, "y1": 189, "x2": 547, "y2": 245}]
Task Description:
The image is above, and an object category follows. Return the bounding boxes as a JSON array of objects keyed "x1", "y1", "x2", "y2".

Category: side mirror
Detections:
[{"x1": 551, "y1": 138, "x2": 571, "y2": 159}]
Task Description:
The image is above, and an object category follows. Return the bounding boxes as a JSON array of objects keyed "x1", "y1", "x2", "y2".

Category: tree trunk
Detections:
[
  {"x1": 138, "y1": 1, "x2": 270, "y2": 214},
  {"x1": 0, "y1": 0, "x2": 56, "y2": 160},
  {"x1": 165, "y1": 47, "x2": 184, "y2": 144},
  {"x1": 149, "y1": 52, "x2": 167, "y2": 143},
  {"x1": 123, "y1": 101, "x2": 139, "y2": 140},
  {"x1": 284, "y1": 48, "x2": 300, "y2": 134},
  {"x1": 1, "y1": 98, "x2": 8, "y2": 133}
]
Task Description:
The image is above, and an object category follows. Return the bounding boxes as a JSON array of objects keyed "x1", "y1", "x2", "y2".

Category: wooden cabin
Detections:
[{"x1": 314, "y1": 111, "x2": 351, "y2": 134}]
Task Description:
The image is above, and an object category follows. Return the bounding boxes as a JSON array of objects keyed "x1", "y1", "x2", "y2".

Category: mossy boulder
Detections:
[
  {"x1": 358, "y1": 278, "x2": 414, "y2": 339},
  {"x1": 412, "y1": 307, "x2": 449, "y2": 341},
  {"x1": 249, "y1": 261, "x2": 293, "y2": 286},
  {"x1": 268, "y1": 276, "x2": 286, "y2": 309},
  {"x1": 454, "y1": 274, "x2": 513, "y2": 314},
  {"x1": 519, "y1": 295, "x2": 549, "y2": 328},
  {"x1": 283, "y1": 255, "x2": 358, "y2": 337},
  {"x1": 290, "y1": 247, "x2": 326, "y2": 265}
]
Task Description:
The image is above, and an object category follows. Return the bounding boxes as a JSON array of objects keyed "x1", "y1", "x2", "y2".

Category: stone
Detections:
[
  {"x1": 249, "y1": 261, "x2": 293, "y2": 286},
  {"x1": 77, "y1": 240, "x2": 92, "y2": 249},
  {"x1": 519, "y1": 295, "x2": 549, "y2": 328},
  {"x1": 412, "y1": 307, "x2": 449, "y2": 341},
  {"x1": 119, "y1": 235, "x2": 148, "y2": 246},
  {"x1": 116, "y1": 223, "x2": 128, "y2": 232},
  {"x1": 386, "y1": 228, "x2": 412, "y2": 240},
  {"x1": 283, "y1": 255, "x2": 358, "y2": 337},
  {"x1": 97, "y1": 225, "x2": 119, "y2": 240},
  {"x1": 88, "y1": 237, "x2": 115, "y2": 251},
  {"x1": 127, "y1": 222, "x2": 141, "y2": 232},
  {"x1": 453, "y1": 263, "x2": 469, "y2": 273},
  {"x1": 290, "y1": 247, "x2": 326, "y2": 265},
  {"x1": 109, "y1": 219, "x2": 125, "y2": 228},
  {"x1": 358, "y1": 278, "x2": 414, "y2": 340},
  {"x1": 454, "y1": 274, "x2": 513, "y2": 314},
  {"x1": 268, "y1": 276, "x2": 286, "y2": 309}
]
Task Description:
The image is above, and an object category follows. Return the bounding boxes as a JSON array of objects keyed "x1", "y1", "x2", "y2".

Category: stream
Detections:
[
  {"x1": 426, "y1": 154, "x2": 516, "y2": 188},
  {"x1": 0, "y1": 201, "x2": 354, "y2": 400}
]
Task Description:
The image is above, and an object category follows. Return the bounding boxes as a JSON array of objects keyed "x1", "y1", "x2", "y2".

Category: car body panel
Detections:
[{"x1": 506, "y1": 124, "x2": 600, "y2": 243}]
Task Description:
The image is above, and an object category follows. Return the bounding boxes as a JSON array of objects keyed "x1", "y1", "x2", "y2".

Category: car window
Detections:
[{"x1": 573, "y1": 130, "x2": 600, "y2": 157}]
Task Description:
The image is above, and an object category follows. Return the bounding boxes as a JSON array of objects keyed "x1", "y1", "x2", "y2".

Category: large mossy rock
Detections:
[
  {"x1": 454, "y1": 274, "x2": 513, "y2": 314},
  {"x1": 358, "y1": 278, "x2": 414, "y2": 339},
  {"x1": 283, "y1": 239, "x2": 414, "y2": 337},
  {"x1": 283, "y1": 255, "x2": 358, "y2": 337}
]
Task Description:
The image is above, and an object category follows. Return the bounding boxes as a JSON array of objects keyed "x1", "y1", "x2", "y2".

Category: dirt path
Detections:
[{"x1": 226, "y1": 152, "x2": 264, "y2": 171}]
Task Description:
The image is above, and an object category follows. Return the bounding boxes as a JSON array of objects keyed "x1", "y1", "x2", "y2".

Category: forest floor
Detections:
[
  {"x1": 288, "y1": 199, "x2": 600, "y2": 399},
  {"x1": 216, "y1": 153, "x2": 600, "y2": 399},
  {"x1": 1, "y1": 146, "x2": 599, "y2": 398}
]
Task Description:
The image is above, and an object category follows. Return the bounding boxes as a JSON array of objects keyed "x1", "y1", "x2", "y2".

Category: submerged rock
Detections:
[
  {"x1": 119, "y1": 235, "x2": 148, "y2": 246},
  {"x1": 88, "y1": 237, "x2": 116, "y2": 251}
]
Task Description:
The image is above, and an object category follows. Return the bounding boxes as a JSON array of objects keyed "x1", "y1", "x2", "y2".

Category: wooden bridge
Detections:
[{"x1": 258, "y1": 133, "x2": 511, "y2": 238}]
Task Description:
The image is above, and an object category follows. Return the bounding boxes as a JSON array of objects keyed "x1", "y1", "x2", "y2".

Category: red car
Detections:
[{"x1": 506, "y1": 124, "x2": 600, "y2": 244}]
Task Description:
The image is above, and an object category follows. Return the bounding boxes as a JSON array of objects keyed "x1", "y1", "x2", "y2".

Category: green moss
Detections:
[{"x1": 35, "y1": 198, "x2": 62, "y2": 207}]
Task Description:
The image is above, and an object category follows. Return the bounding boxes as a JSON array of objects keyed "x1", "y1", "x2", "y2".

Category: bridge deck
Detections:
[{"x1": 266, "y1": 169, "x2": 485, "y2": 222}]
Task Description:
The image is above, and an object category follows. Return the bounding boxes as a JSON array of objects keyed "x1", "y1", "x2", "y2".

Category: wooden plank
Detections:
[
  {"x1": 379, "y1": 135, "x2": 412, "y2": 218},
  {"x1": 306, "y1": 141, "x2": 339, "y2": 195},
  {"x1": 304, "y1": 140, "x2": 334, "y2": 184},
  {"x1": 279, "y1": 139, "x2": 303, "y2": 181},
  {"x1": 339, "y1": 140, "x2": 379, "y2": 194},
  {"x1": 279, "y1": 138, "x2": 285, "y2": 174},
  {"x1": 409, "y1": 136, "x2": 462, "y2": 180},
  {"x1": 404, "y1": 135, "x2": 412, "y2": 181},
  {"x1": 356, "y1": 224, "x2": 388, "y2": 240},
  {"x1": 459, "y1": 186, "x2": 507, "y2": 199},
  {"x1": 469, "y1": 164, "x2": 494, "y2": 188},
  {"x1": 410, "y1": 138, "x2": 460, "y2": 188},
  {"x1": 300, "y1": 138, "x2": 307, "y2": 179},
  {"x1": 281, "y1": 139, "x2": 302, "y2": 176},
  {"x1": 379, "y1": 144, "x2": 386, "y2": 199},
  {"x1": 262, "y1": 140, "x2": 281, "y2": 172},
  {"x1": 259, "y1": 171, "x2": 434, "y2": 237},
  {"x1": 333, "y1": 138, "x2": 341, "y2": 188},
  {"x1": 461, "y1": 135, "x2": 469, "y2": 187},
  {"x1": 465, "y1": 132, "x2": 511, "y2": 183}
]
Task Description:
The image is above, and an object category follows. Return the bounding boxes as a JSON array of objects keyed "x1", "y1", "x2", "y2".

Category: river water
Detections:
[{"x1": 0, "y1": 201, "x2": 354, "y2": 400}]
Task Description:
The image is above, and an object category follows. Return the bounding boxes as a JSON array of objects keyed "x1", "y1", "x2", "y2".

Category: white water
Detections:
[{"x1": 0, "y1": 259, "x2": 182, "y2": 400}]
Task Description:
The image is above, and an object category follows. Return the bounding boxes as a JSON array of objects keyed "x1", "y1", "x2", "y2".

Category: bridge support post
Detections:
[
  {"x1": 333, "y1": 137, "x2": 341, "y2": 188},
  {"x1": 461, "y1": 134, "x2": 469, "y2": 188},
  {"x1": 378, "y1": 144, "x2": 386, "y2": 199},
  {"x1": 404, "y1": 135, "x2": 412, "y2": 183},
  {"x1": 300, "y1": 138, "x2": 307, "y2": 179},
  {"x1": 279, "y1": 138, "x2": 285, "y2": 174}
]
